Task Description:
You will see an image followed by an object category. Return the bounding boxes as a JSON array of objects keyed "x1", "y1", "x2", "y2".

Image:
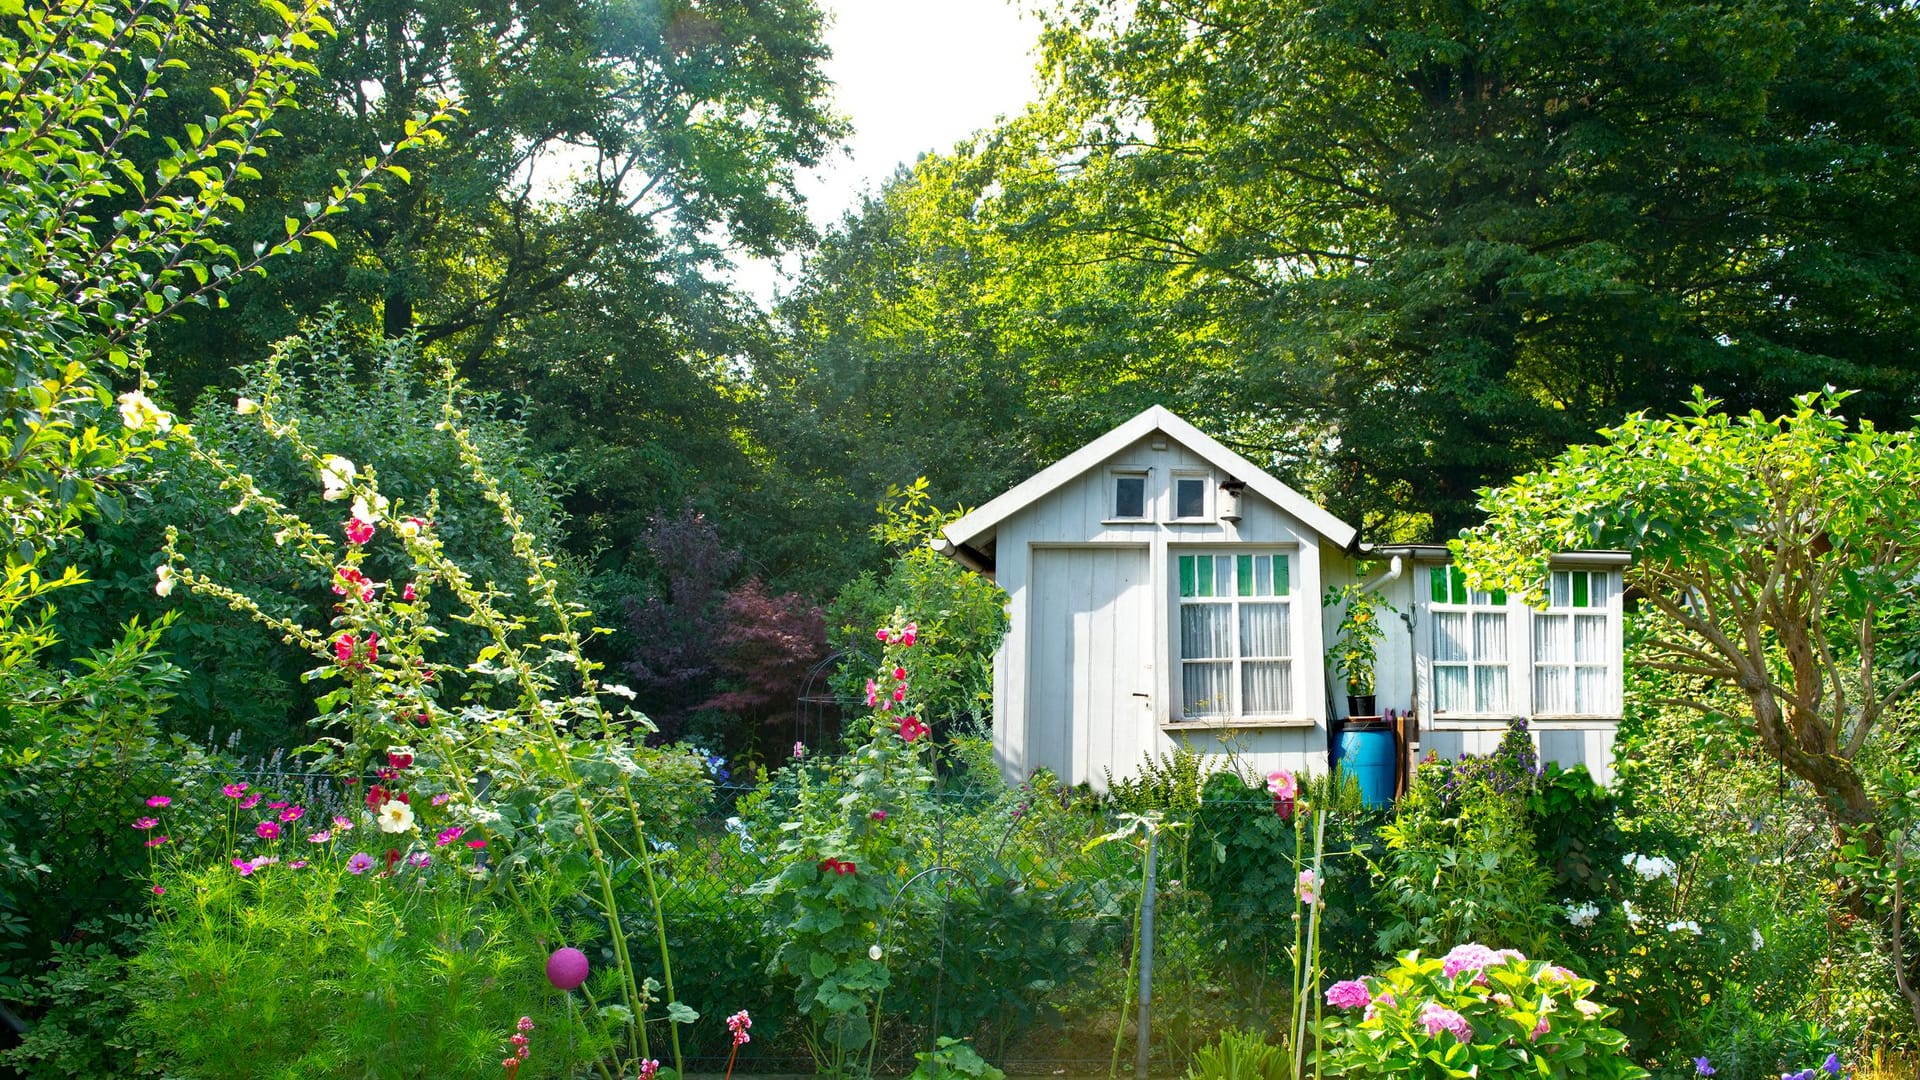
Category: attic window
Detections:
[
  {"x1": 1173, "y1": 476, "x2": 1209, "y2": 520},
  {"x1": 1112, "y1": 471, "x2": 1148, "y2": 520}
]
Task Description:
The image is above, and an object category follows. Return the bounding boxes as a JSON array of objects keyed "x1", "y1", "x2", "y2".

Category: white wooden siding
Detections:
[{"x1": 1028, "y1": 547, "x2": 1153, "y2": 786}]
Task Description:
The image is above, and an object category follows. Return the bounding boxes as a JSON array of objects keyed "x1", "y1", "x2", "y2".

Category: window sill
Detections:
[
  {"x1": 1163, "y1": 716, "x2": 1318, "y2": 732},
  {"x1": 1101, "y1": 518, "x2": 1154, "y2": 526}
]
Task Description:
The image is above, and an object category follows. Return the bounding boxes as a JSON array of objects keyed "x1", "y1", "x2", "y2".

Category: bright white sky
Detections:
[{"x1": 731, "y1": 0, "x2": 1045, "y2": 305}]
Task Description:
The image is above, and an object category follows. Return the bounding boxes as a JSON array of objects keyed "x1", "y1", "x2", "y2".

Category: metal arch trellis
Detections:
[{"x1": 794, "y1": 648, "x2": 848, "y2": 753}]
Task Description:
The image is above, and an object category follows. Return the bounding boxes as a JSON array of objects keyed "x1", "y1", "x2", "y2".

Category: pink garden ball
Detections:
[{"x1": 546, "y1": 947, "x2": 590, "y2": 991}]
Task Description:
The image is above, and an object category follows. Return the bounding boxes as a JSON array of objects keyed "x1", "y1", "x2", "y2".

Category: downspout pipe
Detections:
[{"x1": 1359, "y1": 554, "x2": 1404, "y2": 594}]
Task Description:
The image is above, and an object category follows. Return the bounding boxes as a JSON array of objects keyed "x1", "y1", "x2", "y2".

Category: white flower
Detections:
[
  {"x1": 1622, "y1": 853, "x2": 1677, "y2": 881},
  {"x1": 154, "y1": 564, "x2": 176, "y2": 598},
  {"x1": 1573, "y1": 999, "x2": 1602, "y2": 1018},
  {"x1": 1664, "y1": 919, "x2": 1702, "y2": 936},
  {"x1": 1622, "y1": 900, "x2": 1643, "y2": 926},
  {"x1": 1565, "y1": 901, "x2": 1599, "y2": 928},
  {"x1": 116, "y1": 390, "x2": 173, "y2": 433},
  {"x1": 1751, "y1": 928, "x2": 1765, "y2": 952},
  {"x1": 318, "y1": 455, "x2": 357, "y2": 501},
  {"x1": 273, "y1": 528, "x2": 292, "y2": 546},
  {"x1": 351, "y1": 493, "x2": 387, "y2": 523},
  {"x1": 235, "y1": 396, "x2": 260, "y2": 415},
  {"x1": 228, "y1": 500, "x2": 246, "y2": 516},
  {"x1": 377, "y1": 799, "x2": 416, "y2": 833}
]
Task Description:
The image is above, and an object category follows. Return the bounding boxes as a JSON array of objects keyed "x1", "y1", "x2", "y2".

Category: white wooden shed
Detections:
[{"x1": 937, "y1": 406, "x2": 1627, "y2": 791}]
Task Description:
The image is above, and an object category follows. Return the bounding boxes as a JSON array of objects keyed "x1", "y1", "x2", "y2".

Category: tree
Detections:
[
  {"x1": 1454, "y1": 389, "x2": 1920, "y2": 1025},
  {"x1": 1012, "y1": 0, "x2": 1920, "y2": 532}
]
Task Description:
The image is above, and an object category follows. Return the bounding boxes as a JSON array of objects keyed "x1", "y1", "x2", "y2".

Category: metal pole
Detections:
[{"x1": 1135, "y1": 831, "x2": 1158, "y2": 1080}]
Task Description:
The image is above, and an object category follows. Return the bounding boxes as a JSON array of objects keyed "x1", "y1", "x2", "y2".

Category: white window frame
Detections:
[
  {"x1": 1530, "y1": 568, "x2": 1622, "y2": 718},
  {"x1": 1428, "y1": 566, "x2": 1517, "y2": 718},
  {"x1": 1173, "y1": 549, "x2": 1295, "y2": 721},
  {"x1": 1108, "y1": 467, "x2": 1151, "y2": 522},
  {"x1": 1169, "y1": 471, "x2": 1213, "y2": 522}
]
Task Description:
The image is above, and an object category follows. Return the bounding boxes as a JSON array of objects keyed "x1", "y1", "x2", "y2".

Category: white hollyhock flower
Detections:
[
  {"x1": 117, "y1": 391, "x2": 173, "y2": 433},
  {"x1": 155, "y1": 564, "x2": 176, "y2": 598},
  {"x1": 318, "y1": 455, "x2": 357, "y2": 500}
]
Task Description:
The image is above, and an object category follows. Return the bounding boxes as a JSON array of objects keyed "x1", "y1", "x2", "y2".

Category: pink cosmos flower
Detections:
[
  {"x1": 152, "y1": 884, "x2": 165, "y2": 895},
  {"x1": 268, "y1": 800, "x2": 288, "y2": 810},
  {"x1": 279, "y1": 805, "x2": 305, "y2": 822},
  {"x1": 289, "y1": 859, "x2": 307, "y2": 869},
  {"x1": 436, "y1": 826, "x2": 465, "y2": 846},
  {"x1": 431, "y1": 792, "x2": 452, "y2": 806},
  {"x1": 345, "y1": 517, "x2": 375, "y2": 545},
  {"x1": 239, "y1": 793, "x2": 261, "y2": 810},
  {"x1": 132, "y1": 817, "x2": 159, "y2": 830},
  {"x1": 409, "y1": 852, "x2": 432, "y2": 868},
  {"x1": 346, "y1": 852, "x2": 375, "y2": 874},
  {"x1": 221, "y1": 782, "x2": 248, "y2": 798},
  {"x1": 146, "y1": 835, "x2": 169, "y2": 848},
  {"x1": 256, "y1": 820, "x2": 281, "y2": 840},
  {"x1": 232, "y1": 857, "x2": 255, "y2": 876},
  {"x1": 1419, "y1": 1002, "x2": 1473, "y2": 1043},
  {"x1": 726, "y1": 1010, "x2": 752, "y2": 1046},
  {"x1": 309, "y1": 830, "x2": 332, "y2": 843},
  {"x1": 332, "y1": 815, "x2": 355, "y2": 830},
  {"x1": 145, "y1": 795, "x2": 171, "y2": 808},
  {"x1": 1325, "y1": 980, "x2": 1371, "y2": 1010}
]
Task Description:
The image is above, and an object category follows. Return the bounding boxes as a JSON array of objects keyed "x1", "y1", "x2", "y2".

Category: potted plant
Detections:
[{"x1": 1325, "y1": 581, "x2": 1395, "y2": 717}]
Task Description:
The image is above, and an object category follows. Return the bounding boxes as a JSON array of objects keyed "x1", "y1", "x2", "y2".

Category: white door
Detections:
[{"x1": 1028, "y1": 546, "x2": 1155, "y2": 786}]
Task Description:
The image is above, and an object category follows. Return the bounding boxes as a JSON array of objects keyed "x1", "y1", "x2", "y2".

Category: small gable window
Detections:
[
  {"x1": 1173, "y1": 475, "x2": 1209, "y2": 520},
  {"x1": 1112, "y1": 471, "x2": 1148, "y2": 520}
]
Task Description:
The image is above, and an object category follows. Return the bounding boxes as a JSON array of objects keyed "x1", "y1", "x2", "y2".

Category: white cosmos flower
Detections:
[
  {"x1": 318, "y1": 455, "x2": 357, "y2": 501},
  {"x1": 376, "y1": 800, "x2": 416, "y2": 834}
]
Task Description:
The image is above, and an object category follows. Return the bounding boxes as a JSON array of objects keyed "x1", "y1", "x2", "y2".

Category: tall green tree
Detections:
[{"x1": 1014, "y1": 0, "x2": 1920, "y2": 531}]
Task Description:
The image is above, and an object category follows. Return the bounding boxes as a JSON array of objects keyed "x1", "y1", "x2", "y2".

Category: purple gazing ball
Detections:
[{"x1": 547, "y1": 946, "x2": 590, "y2": 991}]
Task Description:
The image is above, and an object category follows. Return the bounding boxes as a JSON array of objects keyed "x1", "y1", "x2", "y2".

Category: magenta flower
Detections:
[
  {"x1": 239, "y1": 793, "x2": 261, "y2": 810},
  {"x1": 279, "y1": 805, "x2": 305, "y2": 822},
  {"x1": 726, "y1": 1009, "x2": 752, "y2": 1046},
  {"x1": 436, "y1": 826, "x2": 465, "y2": 846},
  {"x1": 232, "y1": 857, "x2": 255, "y2": 876},
  {"x1": 401, "y1": 582, "x2": 417, "y2": 601},
  {"x1": 893, "y1": 666, "x2": 906, "y2": 681},
  {"x1": 332, "y1": 815, "x2": 355, "y2": 830},
  {"x1": 1419, "y1": 1002, "x2": 1473, "y2": 1043},
  {"x1": 870, "y1": 810, "x2": 888, "y2": 821},
  {"x1": 221, "y1": 782, "x2": 248, "y2": 798},
  {"x1": 467, "y1": 838, "x2": 487, "y2": 850},
  {"x1": 289, "y1": 859, "x2": 307, "y2": 869},
  {"x1": 132, "y1": 817, "x2": 159, "y2": 830},
  {"x1": 637, "y1": 1059, "x2": 659, "y2": 1080},
  {"x1": 1325, "y1": 980, "x2": 1370, "y2": 1010},
  {"x1": 409, "y1": 852, "x2": 432, "y2": 868},
  {"x1": 145, "y1": 795, "x2": 171, "y2": 808},
  {"x1": 431, "y1": 792, "x2": 452, "y2": 806},
  {"x1": 309, "y1": 830, "x2": 332, "y2": 843},
  {"x1": 151, "y1": 884, "x2": 165, "y2": 896},
  {"x1": 793, "y1": 741, "x2": 806, "y2": 759},
  {"x1": 1440, "y1": 943, "x2": 1522, "y2": 979},
  {"x1": 517, "y1": 1016, "x2": 535, "y2": 1033},
  {"x1": 345, "y1": 516, "x2": 375, "y2": 545},
  {"x1": 901, "y1": 622, "x2": 917, "y2": 646},
  {"x1": 1266, "y1": 769, "x2": 1297, "y2": 800},
  {"x1": 1532, "y1": 1016, "x2": 1549, "y2": 1040},
  {"x1": 268, "y1": 800, "x2": 288, "y2": 810},
  {"x1": 346, "y1": 852, "x2": 375, "y2": 874},
  {"x1": 892, "y1": 685, "x2": 906, "y2": 702},
  {"x1": 898, "y1": 716, "x2": 930, "y2": 743},
  {"x1": 255, "y1": 820, "x2": 280, "y2": 839},
  {"x1": 864, "y1": 679, "x2": 879, "y2": 707}
]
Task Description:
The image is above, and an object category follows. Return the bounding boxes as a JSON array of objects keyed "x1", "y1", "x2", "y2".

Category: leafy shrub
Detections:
[
  {"x1": 1318, "y1": 946, "x2": 1648, "y2": 1080},
  {"x1": 909, "y1": 1036, "x2": 1005, "y2": 1080},
  {"x1": 1106, "y1": 744, "x2": 1216, "y2": 813},
  {"x1": 1183, "y1": 1027, "x2": 1289, "y2": 1080}
]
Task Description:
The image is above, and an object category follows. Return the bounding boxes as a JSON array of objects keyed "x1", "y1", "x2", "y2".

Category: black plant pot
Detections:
[{"x1": 1347, "y1": 694, "x2": 1377, "y2": 718}]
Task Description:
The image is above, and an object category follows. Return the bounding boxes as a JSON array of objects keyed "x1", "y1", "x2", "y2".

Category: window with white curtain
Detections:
[
  {"x1": 1533, "y1": 569, "x2": 1618, "y2": 714},
  {"x1": 1429, "y1": 566, "x2": 1510, "y2": 714},
  {"x1": 1177, "y1": 552, "x2": 1291, "y2": 718}
]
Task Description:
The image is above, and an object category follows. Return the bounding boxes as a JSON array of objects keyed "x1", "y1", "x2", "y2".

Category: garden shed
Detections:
[{"x1": 937, "y1": 406, "x2": 1628, "y2": 791}]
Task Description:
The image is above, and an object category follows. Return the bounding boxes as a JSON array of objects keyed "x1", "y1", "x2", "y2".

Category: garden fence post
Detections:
[{"x1": 1135, "y1": 830, "x2": 1158, "y2": 1080}]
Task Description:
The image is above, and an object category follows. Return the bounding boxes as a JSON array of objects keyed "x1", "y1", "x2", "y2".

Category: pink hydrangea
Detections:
[
  {"x1": 1440, "y1": 943, "x2": 1523, "y2": 979},
  {"x1": 1418, "y1": 1002, "x2": 1473, "y2": 1043},
  {"x1": 1325, "y1": 980, "x2": 1371, "y2": 1010}
]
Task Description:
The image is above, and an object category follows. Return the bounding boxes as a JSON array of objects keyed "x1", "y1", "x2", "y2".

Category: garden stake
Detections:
[{"x1": 1135, "y1": 829, "x2": 1158, "y2": 1080}]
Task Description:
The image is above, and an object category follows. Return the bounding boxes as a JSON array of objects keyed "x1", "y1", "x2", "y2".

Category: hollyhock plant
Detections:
[{"x1": 1320, "y1": 947, "x2": 1647, "y2": 1080}]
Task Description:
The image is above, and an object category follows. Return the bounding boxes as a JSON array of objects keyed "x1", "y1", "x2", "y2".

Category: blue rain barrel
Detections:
[{"x1": 1338, "y1": 727, "x2": 1397, "y2": 808}]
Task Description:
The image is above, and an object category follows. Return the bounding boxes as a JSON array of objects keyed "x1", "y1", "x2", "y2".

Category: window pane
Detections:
[
  {"x1": 1115, "y1": 476, "x2": 1145, "y2": 518},
  {"x1": 1589, "y1": 572, "x2": 1615, "y2": 608},
  {"x1": 1475, "y1": 666, "x2": 1509, "y2": 713},
  {"x1": 1243, "y1": 661, "x2": 1293, "y2": 715},
  {"x1": 1473, "y1": 613, "x2": 1507, "y2": 662},
  {"x1": 1179, "y1": 555, "x2": 1194, "y2": 598},
  {"x1": 1237, "y1": 555, "x2": 1254, "y2": 597},
  {"x1": 1572, "y1": 570, "x2": 1590, "y2": 608},
  {"x1": 1534, "y1": 613, "x2": 1570, "y2": 664},
  {"x1": 1255, "y1": 555, "x2": 1272, "y2": 596},
  {"x1": 1176, "y1": 478, "x2": 1206, "y2": 518},
  {"x1": 1197, "y1": 556, "x2": 1214, "y2": 597},
  {"x1": 1575, "y1": 665, "x2": 1609, "y2": 714},
  {"x1": 1431, "y1": 567, "x2": 1448, "y2": 603},
  {"x1": 1551, "y1": 571, "x2": 1571, "y2": 608},
  {"x1": 1274, "y1": 555, "x2": 1289, "y2": 596},
  {"x1": 1574, "y1": 615, "x2": 1608, "y2": 663},
  {"x1": 1183, "y1": 663, "x2": 1230, "y2": 717},
  {"x1": 1181, "y1": 605, "x2": 1231, "y2": 659},
  {"x1": 1450, "y1": 567, "x2": 1468, "y2": 605},
  {"x1": 1433, "y1": 612, "x2": 1468, "y2": 662},
  {"x1": 1536, "y1": 665, "x2": 1571, "y2": 713},
  {"x1": 1491, "y1": 588, "x2": 1507, "y2": 606},
  {"x1": 1435, "y1": 666, "x2": 1469, "y2": 712},
  {"x1": 1239, "y1": 602, "x2": 1290, "y2": 658}
]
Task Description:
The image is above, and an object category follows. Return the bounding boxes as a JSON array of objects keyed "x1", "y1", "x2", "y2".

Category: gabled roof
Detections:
[{"x1": 941, "y1": 406, "x2": 1358, "y2": 558}]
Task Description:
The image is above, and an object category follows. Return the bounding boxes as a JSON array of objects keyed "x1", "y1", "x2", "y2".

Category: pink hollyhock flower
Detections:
[
  {"x1": 892, "y1": 685, "x2": 906, "y2": 702},
  {"x1": 309, "y1": 830, "x2": 332, "y2": 843},
  {"x1": 726, "y1": 1010, "x2": 752, "y2": 1046},
  {"x1": 132, "y1": 817, "x2": 159, "y2": 830},
  {"x1": 279, "y1": 805, "x2": 305, "y2": 822},
  {"x1": 1266, "y1": 769, "x2": 1297, "y2": 800},
  {"x1": 1297, "y1": 868, "x2": 1320, "y2": 905},
  {"x1": 793, "y1": 741, "x2": 806, "y2": 759},
  {"x1": 222, "y1": 782, "x2": 248, "y2": 798},
  {"x1": 345, "y1": 517, "x2": 375, "y2": 545},
  {"x1": 256, "y1": 820, "x2": 281, "y2": 840},
  {"x1": 239, "y1": 793, "x2": 262, "y2": 809},
  {"x1": 145, "y1": 795, "x2": 171, "y2": 807},
  {"x1": 1419, "y1": 1002, "x2": 1473, "y2": 1043},
  {"x1": 874, "y1": 627, "x2": 890, "y2": 642},
  {"x1": 401, "y1": 582, "x2": 417, "y2": 601},
  {"x1": 388, "y1": 750, "x2": 414, "y2": 770},
  {"x1": 1325, "y1": 980, "x2": 1371, "y2": 1010},
  {"x1": 898, "y1": 716, "x2": 930, "y2": 743},
  {"x1": 901, "y1": 622, "x2": 917, "y2": 646},
  {"x1": 864, "y1": 679, "x2": 879, "y2": 707},
  {"x1": 436, "y1": 826, "x2": 465, "y2": 846},
  {"x1": 346, "y1": 852, "x2": 375, "y2": 874},
  {"x1": 333, "y1": 565, "x2": 375, "y2": 601},
  {"x1": 145, "y1": 835, "x2": 169, "y2": 848},
  {"x1": 893, "y1": 666, "x2": 906, "y2": 681}
]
